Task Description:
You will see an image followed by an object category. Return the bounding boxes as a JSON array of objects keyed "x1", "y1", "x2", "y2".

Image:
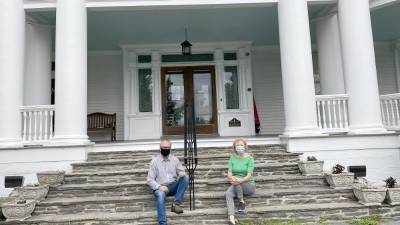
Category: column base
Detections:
[
  {"x1": 348, "y1": 124, "x2": 391, "y2": 135},
  {"x1": 282, "y1": 126, "x2": 324, "y2": 137},
  {"x1": 50, "y1": 135, "x2": 92, "y2": 146},
  {"x1": 0, "y1": 138, "x2": 23, "y2": 149}
]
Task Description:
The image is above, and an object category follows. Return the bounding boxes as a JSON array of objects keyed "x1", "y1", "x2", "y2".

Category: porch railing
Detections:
[
  {"x1": 315, "y1": 94, "x2": 349, "y2": 133},
  {"x1": 380, "y1": 93, "x2": 400, "y2": 130},
  {"x1": 20, "y1": 105, "x2": 55, "y2": 143}
]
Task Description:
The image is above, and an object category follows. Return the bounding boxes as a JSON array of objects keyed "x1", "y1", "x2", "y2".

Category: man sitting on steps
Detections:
[{"x1": 147, "y1": 139, "x2": 189, "y2": 225}]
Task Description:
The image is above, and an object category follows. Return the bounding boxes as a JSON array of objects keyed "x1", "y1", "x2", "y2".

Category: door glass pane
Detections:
[
  {"x1": 193, "y1": 71, "x2": 213, "y2": 125},
  {"x1": 224, "y1": 66, "x2": 240, "y2": 109},
  {"x1": 165, "y1": 73, "x2": 185, "y2": 128},
  {"x1": 138, "y1": 68, "x2": 153, "y2": 112}
]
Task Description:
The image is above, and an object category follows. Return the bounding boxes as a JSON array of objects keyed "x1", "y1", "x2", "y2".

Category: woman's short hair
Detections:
[{"x1": 232, "y1": 138, "x2": 249, "y2": 155}]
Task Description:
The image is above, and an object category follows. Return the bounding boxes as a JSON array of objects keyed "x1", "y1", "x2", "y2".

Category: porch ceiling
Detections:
[
  {"x1": 29, "y1": 5, "x2": 328, "y2": 51},
  {"x1": 371, "y1": 1, "x2": 400, "y2": 42}
]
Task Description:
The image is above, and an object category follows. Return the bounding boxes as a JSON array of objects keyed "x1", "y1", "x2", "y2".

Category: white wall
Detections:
[
  {"x1": 87, "y1": 52, "x2": 124, "y2": 141},
  {"x1": 375, "y1": 44, "x2": 398, "y2": 94}
]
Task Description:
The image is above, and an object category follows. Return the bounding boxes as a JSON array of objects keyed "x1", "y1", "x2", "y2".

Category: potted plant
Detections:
[
  {"x1": 384, "y1": 176, "x2": 400, "y2": 205},
  {"x1": 353, "y1": 179, "x2": 387, "y2": 206},
  {"x1": 298, "y1": 156, "x2": 324, "y2": 176},
  {"x1": 37, "y1": 171, "x2": 65, "y2": 187},
  {"x1": 1, "y1": 199, "x2": 36, "y2": 221},
  {"x1": 0, "y1": 197, "x2": 14, "y2": 221},
  {"x1": 14, "y1": 183, "x2": 49, "y2": 202},
  {"x1": 325, "y1": 164, "x2": 354, "y2": 189}
]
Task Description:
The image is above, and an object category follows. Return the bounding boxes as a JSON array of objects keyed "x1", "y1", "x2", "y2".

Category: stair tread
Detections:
[
  {"x1": 66, "y1": 162, "x2": 299, "y2": 176},
  {"x1": 55, "y1": 175, "x2": 326, "y2": 190},
  {"x1": 24, "y1": 202, "x2": 366, "y2": 223},
  {"x1": 39, "y1": 186, "x2": 353, "y2": 205}
]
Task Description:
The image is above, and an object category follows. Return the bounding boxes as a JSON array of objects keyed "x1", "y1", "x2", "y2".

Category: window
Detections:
[
  {"x1": 5, "y1": 176, "x2": 24, "y2": 188},
  {"x1": 224, "y1": 52, "x2": 237, "y2": 61},
  {"x1": 224, "y1": 66, "x2": 240, "y2": 109},
  {"x1": 138, "y1": 69, "x2": 153, "y2": 112},
  {"x1": 162, "y1": 54, "x2": 214, "y2": 63}
]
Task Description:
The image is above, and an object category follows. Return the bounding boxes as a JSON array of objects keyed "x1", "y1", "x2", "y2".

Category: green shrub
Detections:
[{"x1": 349, "y1": 216, "x2": 382, "y2": 225}]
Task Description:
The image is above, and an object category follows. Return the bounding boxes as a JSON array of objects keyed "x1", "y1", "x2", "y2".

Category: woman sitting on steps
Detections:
[{"x1": 225, "y1": 138, "x2": 256, "y2": 225}]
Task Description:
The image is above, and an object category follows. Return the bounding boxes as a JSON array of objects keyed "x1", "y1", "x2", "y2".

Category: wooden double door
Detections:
[{"x1": 161, "y1": 66, "x2": 218, "y2": 135}]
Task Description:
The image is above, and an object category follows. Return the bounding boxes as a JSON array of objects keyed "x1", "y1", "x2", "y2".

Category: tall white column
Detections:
[
  {"x1": 24, "y1": 24, "x2": 53, "y2": 105},
  {"x1": 53, "y1": 0, "x2": 90, "y2": 144},
  {"x1": 316, "y1": 14, "x2": 345, "y2": 95},
  {"x1": 338, "y1": 0, "x2": 386, "y2": 133},
  {"x1": 0, "y1": 0, "x2": 25, "y2": 147},
  {"x1": 278, "y1": 0, "x2": 321, "y2": 136}
]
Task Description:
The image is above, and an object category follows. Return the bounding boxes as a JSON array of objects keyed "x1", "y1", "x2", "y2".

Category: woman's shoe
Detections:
[
  {"x1": 238, "y1": 201, "x2": 246, "y2": 212},
  {"x1": 228, "y1": 221, "x2": 235, "y2": 225}
]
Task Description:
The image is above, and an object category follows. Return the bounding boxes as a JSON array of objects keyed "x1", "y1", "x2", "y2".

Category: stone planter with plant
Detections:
[
  {"x1": 14, "y1": 184, "x2": 49, "y2": 202},
  {"x1": 1, "y1": 199, "x2": 36, "y2": 221},
  {"x1": 298, "y1": 156, "x2": 324, "y2": 176},
  {"x1": 384, "y1": 176, "x2": 400, "y2": 205},
  {"x1": 37, "y1": 171, "x2": 65, "y2": 187},
  {"x1": 353, "y1": 179, "x2": 387, "y2": 206},
  {"x1": 325, "y1": 164, "x2": 354, "y2": 189}
]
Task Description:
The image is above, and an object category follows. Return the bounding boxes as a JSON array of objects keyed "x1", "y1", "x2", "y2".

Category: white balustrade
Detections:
[
  {"x1": 20, "y1": 105, "x2": 55, "y2": 143},
  {"x1": 380, "y1": 93, "x2": 400, "y2": 130},
  {"x1": 315, "y1": 94, "x2": 349, "y2": 133}
]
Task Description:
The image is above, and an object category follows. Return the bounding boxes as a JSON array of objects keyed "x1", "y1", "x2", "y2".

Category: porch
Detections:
[{"x1": 2, "y1": 0, "x2": 400, "y2": 147}]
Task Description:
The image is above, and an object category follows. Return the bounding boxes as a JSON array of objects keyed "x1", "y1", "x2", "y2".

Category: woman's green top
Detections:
[{"x1": 228, "y1": 154, "x2": 255, "y2": 183}]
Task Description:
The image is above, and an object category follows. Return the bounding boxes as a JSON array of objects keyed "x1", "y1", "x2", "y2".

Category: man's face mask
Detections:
[{"x1": 160, "y1": 148, "x2": 171, "y2": 157}]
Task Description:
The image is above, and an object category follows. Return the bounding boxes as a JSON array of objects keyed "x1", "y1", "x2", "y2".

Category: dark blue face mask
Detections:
[{"x1": 160, "y1": 148, "x2": 171, "y2": 157}]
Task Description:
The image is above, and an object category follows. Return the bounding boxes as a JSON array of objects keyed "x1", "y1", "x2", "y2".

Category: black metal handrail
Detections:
[{"x1": 184, "y1": 99, "x2": 198, "y2": 210}]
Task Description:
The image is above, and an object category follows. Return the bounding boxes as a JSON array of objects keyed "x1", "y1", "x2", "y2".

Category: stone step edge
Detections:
[
  {"x1": 67, "y1": 163, "x2": 300, "y2": 176},
  {"x1": 39, "y1": 187, "x2": 354, "y2": 206},
  {"x1": 53, "y1": 175, "x2": 326, "y2": 191},
  {"x1": 79, "y1": 153, "x2": 301, "y2": 166},
  {"x1": 87, "y1": 144, "x2": 288, "y2": 155},
  {"x1": 16, "y1": 202, "x2": 374, "y2": 224}
]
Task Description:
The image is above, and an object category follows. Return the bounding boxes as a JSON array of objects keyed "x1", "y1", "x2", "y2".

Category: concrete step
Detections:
[
  {"x1": 86, "y1": 145, "x2": 291, "y2": 161},
  {"x1": 33, "y1": 187, "x2": 355, "y2": 216},
  {"x1": 65, "y1": 163, "x2": 301, "y2": 184},
  {"x1": 3, "y1": 202, "x2": 399, "y2": 225},
  {"x1": 47, "y1": 175, "x2": 328, "y2": 199}
]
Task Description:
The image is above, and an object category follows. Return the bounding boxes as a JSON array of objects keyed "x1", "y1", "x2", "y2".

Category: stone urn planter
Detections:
[
  {"x1": 326, "y1": 173, "x2": 355, "y2": 189},
  {"x1": 14, "y1": 185, "x2": 49, "y2": 202},
  {"x1": 0, "y1": 197, "x2": 14, "y2": 221},
  {"x1": 37, "y1": 171, "x2": 65, "y2": 187},
  {"x1": 384, "y1": 177, "x2": 400, "y2": 205},
  {"x1": 298, "y1": 156, "x2": 324, "y2": 176},
  {"x1": 1, "y1": 200, "x2": 36, "y2": 221},
  {"x1": 386, "y1": 188, "x2": 400, "y2": 205},
  {"x1": 353, "y1": 183, "x2": 387, "y2": 206}
]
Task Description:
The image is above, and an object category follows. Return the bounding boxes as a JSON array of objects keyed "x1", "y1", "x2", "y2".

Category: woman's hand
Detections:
[{"x1": 229, "y1": 176, "x2": 242, "y2": 185}]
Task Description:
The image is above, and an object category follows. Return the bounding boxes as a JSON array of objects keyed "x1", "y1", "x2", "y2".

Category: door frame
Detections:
[{"x1": 161, "y1": 65, "x2": 218, "y2": 135}]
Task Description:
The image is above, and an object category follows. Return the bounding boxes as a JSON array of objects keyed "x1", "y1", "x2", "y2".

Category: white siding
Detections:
[
  {"x1": 375, "y1": 45, "x2": 398, "y2": 94},
  {"x1": 87, "y1": 53, "x2": 124, "y2": 141},
  {"x1": 251, "y1": 48, "x2": 285, "y2": 135}
]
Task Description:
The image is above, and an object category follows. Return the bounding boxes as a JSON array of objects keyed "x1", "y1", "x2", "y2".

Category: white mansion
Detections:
[{"x1": 1, "y1": 0, "x2": 400, "y2": 196}]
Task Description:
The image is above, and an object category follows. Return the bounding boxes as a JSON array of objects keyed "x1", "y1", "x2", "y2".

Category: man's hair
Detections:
[{"x1": 160, "y1": 137, "x2": 172, "y2": 146}]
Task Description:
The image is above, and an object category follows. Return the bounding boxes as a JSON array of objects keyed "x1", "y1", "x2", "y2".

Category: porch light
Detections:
[{"x1": 181, "y1": 27, "x2": 192, "y2": 56}]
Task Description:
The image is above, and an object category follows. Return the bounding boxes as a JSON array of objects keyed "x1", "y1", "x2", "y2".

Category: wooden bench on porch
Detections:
[{"x1": 87, "y1": 112, "x2": 116, "y2": 141}]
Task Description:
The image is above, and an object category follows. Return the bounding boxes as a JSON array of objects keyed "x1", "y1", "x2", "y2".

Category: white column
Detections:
[
  {"x1": 316, "y1": 14, "x2": 345, "y2": 95},
  {"x1": 338, "y1": 0, "x2": 386, "y2": 133},
  {"x1": 53, "y1": 0, "x2": 90, "y2": 144},
  {"x1": 24, "y1": 23, "x2": 52, "y2": 105},
  {"x1": 0, "y1": 0, "x2": 25, "y2": 147},
  {"x1": 278, "y1": 0, "x2": 321, "y2": 136}
]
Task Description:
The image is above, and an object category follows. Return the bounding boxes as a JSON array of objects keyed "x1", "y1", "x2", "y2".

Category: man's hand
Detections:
[
  {"x1": 159, "y1": 185, "x2": 169, "y2": 192},
  {"x1": 178, "y1": 170, "x2": 186, "y2": 178}
]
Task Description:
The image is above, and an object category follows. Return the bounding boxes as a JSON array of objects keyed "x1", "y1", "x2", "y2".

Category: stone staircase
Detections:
[{"x1": 2, "y1": 145, "x2": 400, "y2": 225}]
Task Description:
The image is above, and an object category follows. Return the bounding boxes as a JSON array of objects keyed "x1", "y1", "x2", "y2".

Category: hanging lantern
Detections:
[{"x1": 181, "y1": 27, "x2": 192, "y2": 56}]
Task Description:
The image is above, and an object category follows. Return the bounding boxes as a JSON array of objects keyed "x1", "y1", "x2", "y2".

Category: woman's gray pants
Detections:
[{"x1": 225, "y1": 182, "x2": 256, "y2": 216}]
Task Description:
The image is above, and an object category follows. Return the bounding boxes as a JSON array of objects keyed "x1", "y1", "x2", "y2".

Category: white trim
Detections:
[{"x1": 370, "y1": 0, "x2": 400, "y2": 11}]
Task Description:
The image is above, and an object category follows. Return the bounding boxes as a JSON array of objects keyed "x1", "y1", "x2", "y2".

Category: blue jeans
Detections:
[{"x1": 154, "y1": 175, "x2": 189, "y2": 225}]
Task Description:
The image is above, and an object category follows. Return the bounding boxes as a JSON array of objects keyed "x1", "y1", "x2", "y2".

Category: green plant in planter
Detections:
[
  {"x1": 307, "y1": 156, "x2": 317, "y2": 161},
  {"x1": 332, "y1": 164, "x2": 345, "y2": 174},
  {"x1": 384, "y1": 177, "x2": 397, "y2": 188}
]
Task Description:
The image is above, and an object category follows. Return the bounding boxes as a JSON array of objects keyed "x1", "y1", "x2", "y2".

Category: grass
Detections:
[
  {"x1": 237, "y1": 220, "x2": 303, "y2": 225},
  {"x1": 349, "y1": 216, "x2": 382, "y2": 225}
]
